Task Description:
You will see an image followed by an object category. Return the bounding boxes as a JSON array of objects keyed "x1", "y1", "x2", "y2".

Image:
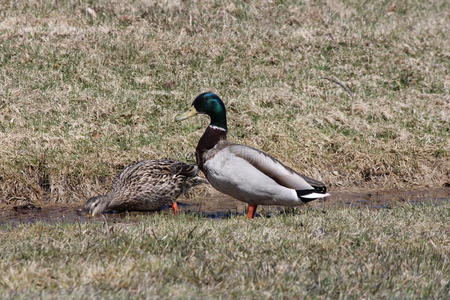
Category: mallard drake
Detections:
[
  {"x1": 176, "y1": 92, "x2": 330, "y2": 219},
  {"x1": 84, "y1": 159, "x2": 207, "y2": 216}
]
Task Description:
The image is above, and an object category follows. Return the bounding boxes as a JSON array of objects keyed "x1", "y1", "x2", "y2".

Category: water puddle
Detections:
[
  {"x1": 319, "y1": 188, "x2": 450, "y2": 209},
  {"x1": 0, "y1": 188, "x2": 448, "y2": 225},
  {"x1": 185, "y1": 187, "x2": 450, "y2": 217}
]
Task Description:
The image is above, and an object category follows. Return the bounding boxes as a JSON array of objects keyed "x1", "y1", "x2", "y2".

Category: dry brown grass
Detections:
[{"x1": 0, "y1": 0, "x2": 449, "y2": 205}]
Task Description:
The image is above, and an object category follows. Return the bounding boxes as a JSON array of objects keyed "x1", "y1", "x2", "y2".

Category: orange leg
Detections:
[
  {"x1": 247, "y1": 204, "x2": 257, "y2": 219},
  {"x1": 171, "y1": 202, "x2": 179, "y2": 215}
]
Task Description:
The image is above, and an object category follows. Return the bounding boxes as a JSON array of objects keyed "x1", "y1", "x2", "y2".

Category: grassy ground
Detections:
[
  {"x1": 1, "y1": 204, "x2": 449, "y2": 298},
  {"x1": 0, "y1": 0, "x2": 448, "y2": 205}
]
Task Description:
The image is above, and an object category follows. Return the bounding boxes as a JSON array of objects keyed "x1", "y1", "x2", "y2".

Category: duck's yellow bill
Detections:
[{"x1": 175, "y1": 106, "x2": 198, "y2": 121}]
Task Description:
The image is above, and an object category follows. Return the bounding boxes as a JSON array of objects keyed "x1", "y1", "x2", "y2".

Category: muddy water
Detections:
[
  {"x1": 0, "y1": 188, "x2": 448, "y2": 225},
  {"x1": 186, "y1": 188, "x2": 450, "y2": 217}
]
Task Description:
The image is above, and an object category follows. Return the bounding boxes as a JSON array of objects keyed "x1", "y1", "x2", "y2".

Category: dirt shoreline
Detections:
[{"x1": 0, "y1": 187, "x2": 448, "y2": 225}]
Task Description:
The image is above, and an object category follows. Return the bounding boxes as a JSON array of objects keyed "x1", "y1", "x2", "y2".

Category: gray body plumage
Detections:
[
  {"x1": 85, "y1": 159, "x2": 206, "y2": 215},
  {"x1": 200, "y1": 135, "x2": 329, "y2": 207}
]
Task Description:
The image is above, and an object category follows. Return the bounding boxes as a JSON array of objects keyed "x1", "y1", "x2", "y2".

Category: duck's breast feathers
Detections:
[{"x1": 226, "y1": 144, "x2": 325, "y2": 190}]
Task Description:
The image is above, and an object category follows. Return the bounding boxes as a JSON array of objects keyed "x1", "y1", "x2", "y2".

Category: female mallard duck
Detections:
[
  {"x1": 84, "y1": 159, "x2": 207, "y2": 216},
  {"x1": 176, "y1": 92, "x2": 330, "y2": 219}
]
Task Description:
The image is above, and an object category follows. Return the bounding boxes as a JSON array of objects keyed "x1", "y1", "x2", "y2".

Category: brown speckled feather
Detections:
[{"x1": 84, "y1": 159, "x2": 207, "y2": 215}]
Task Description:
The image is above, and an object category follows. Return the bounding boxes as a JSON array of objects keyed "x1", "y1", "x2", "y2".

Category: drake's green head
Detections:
[{"x1": 176, "y1": 92, "x2": 227, "y2": 130}]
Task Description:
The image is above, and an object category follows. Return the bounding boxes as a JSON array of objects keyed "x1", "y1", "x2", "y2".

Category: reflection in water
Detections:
[{"x1": 0, "y1": 188, "x2": 448, "y2": 225}]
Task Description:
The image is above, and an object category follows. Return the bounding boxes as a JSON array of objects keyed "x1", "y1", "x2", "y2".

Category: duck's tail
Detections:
[
  {"x1": 296, "y1": 186, "x2": 330, "y2": 203},
  {"x1": 186, "y1": 176, "x2": 209, "y2": 187},
  {"x1": 171, "y1": 162, "x2": 199, "y2": 178}
]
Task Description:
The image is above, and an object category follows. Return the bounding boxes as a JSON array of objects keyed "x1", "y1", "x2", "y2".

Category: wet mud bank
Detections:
[{"x1": 0, "y1": 188, "x2": 448, "y2": 225}]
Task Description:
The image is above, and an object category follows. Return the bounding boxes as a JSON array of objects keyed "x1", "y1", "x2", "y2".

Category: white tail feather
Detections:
[{"x1": 301, "y1": 192, "x2": 330, "y2": 199}]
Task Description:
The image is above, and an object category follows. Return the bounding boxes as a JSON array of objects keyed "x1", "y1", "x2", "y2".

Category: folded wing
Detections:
[{"x1": 228, "y1": 144, "x2": 326, "y2": 193}]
